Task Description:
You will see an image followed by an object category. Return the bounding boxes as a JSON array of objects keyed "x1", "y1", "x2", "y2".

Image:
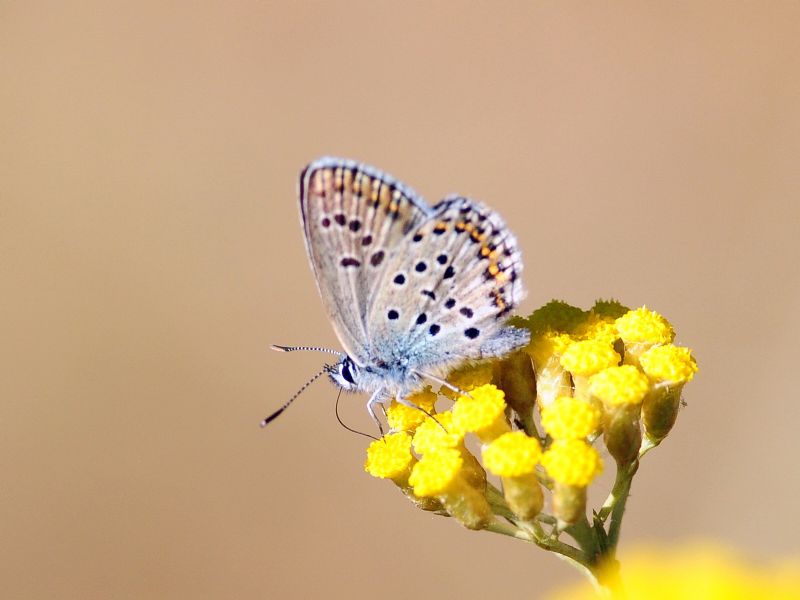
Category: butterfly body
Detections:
[{"x1": 294, "y1": 157, "x2": 530, "y2": 423}]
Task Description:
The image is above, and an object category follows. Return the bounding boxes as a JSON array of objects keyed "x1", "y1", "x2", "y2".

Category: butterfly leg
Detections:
[
  {"x1": 366, "y1": 389, "x2": 385, "y2": 437},
  {"x1": 395, "y1": 394, "x2": 446, "y2": 432},
  {"x1": 412, "y1": 370, "x2": 472, "y2": 398}
]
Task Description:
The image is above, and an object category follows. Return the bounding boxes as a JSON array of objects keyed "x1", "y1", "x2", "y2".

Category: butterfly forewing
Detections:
[{"x1": 300, "y1": 158, "x2": 432, "y2": 364}]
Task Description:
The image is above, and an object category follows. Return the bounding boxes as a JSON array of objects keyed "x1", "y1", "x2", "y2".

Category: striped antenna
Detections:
[
  {"x1": 261, "y1": 365, "x2": 332, "y2": 428},
  {"x1": 271, "y1": 344, "x2": 343, "y2": 356}
]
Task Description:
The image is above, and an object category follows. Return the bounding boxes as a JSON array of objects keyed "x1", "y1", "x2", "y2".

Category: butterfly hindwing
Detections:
[
  {"x1": 300, "y1": 158, "x2": 432, "y2": 364},
  {"x1": 366, "y1": 195, "x2": 527, "y2": 371}
]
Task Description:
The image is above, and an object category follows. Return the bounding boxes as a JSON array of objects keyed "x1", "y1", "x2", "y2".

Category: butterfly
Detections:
[{"x1": 265, "y1": 157, "x2": 530, "y2": 430}]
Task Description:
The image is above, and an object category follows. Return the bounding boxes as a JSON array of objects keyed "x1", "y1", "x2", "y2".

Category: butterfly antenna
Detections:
[
  {"x1": 334, "y1": 389, "x2": 379, "y2": 441},
  {"x1": 271, "y1": 344, "x2": 344, "y2": 357},
  {"x1": 261, "y1": 365, "x2": 330, "y2": 428}
]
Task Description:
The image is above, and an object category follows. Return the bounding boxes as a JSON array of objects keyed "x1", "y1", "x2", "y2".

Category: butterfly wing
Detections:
[
  {"x1": 366, "y1": 195, "x2": 528, "y2": 373},
  {"x1": 300, "y1": 158, "x2": 433, "y2": 364}
]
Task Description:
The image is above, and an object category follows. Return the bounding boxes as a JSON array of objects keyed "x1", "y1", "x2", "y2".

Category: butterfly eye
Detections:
[{"x1": 341, "y1": 361, "x2": 356, "y2": 385}]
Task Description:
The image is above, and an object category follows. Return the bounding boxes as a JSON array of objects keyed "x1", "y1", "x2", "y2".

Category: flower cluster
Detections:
[{"x1": 365, "y1": 300, "x2": 698, "y2": 583}]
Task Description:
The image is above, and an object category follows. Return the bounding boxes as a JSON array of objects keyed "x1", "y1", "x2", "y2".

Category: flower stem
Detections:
[{"x1": 607, "y1": 460, "x2": 638, "y2": 551}]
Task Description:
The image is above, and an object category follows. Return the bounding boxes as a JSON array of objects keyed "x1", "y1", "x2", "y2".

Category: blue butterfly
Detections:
[{"x1": 266, "y1": 158, "x2": 529, "y2": 429}]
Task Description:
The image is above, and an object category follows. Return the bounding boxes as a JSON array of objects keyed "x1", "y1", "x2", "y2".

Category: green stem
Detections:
[
  {"x1": 485, "y1": 520, "x2": 532, "y2": 541},
  {"x1": 565, "y1": 517, "x2": 599, "y2": 563},
  {"x1": 607, "y1": 460, "x2": 638, "y2": 552}
]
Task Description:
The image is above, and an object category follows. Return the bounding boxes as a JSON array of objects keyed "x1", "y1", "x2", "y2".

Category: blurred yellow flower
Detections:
[{"x1": 547, "y1": 545, "x2": 800, "y2": 600}]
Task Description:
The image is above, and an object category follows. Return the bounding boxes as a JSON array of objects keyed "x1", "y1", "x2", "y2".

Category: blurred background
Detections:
[{"x1": 2, "y1": 2, "x2": 799, "y2": 598}]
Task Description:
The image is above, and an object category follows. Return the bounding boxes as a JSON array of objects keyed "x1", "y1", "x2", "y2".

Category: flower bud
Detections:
[
  {"x1": 639, "y1": 344, "x2": 698, "y2": 443},
  {"x1": 483, "y1": 431, "x2": 544, "y2": 520},
  {"x1": 540, "y1": 396, "x2": 601, "y2": 441},
  {"x1": 642, "y1": 384, "x2": 682, "y2": 443},
  {"x1": 495, "y1": 350, "x2": 537, "y2": 421},
  {"x1": 552, "y1": 481, "x2": 588, "y2": 526},
  {"x1": 541, "y1": 440, "x2": 603, "y2": 524},
  {"x1": 560, "y1": 340, "x2": 621, "y2": 401},
  {"x1": 527, "y1": 332, "x2": 573, "y2": 409},
  {"x1": 452, "y1": 384, "x2": 511, "y2": 444},
  {"x1": 365, "y1": 433, "x2": 442, "y2": 511},
  {"x1": 589, "y1": 365, "x2": 650, "y2": 465},
  {"x1": 602, "y1": 404, "x2": 642, "y2": 466},
  {"x1": 412, "y1": 412, "x2": 486, "y2": 491},
  {"x1": 409, "y1": 449, "x2": 492, "y2": 530},
  {"x1": 615, "y1": 306, "x2": 675, "y2": 367}
]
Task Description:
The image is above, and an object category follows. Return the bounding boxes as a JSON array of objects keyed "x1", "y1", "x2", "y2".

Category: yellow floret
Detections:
[
  {"x1": 364, "y1": 432, "x2": 414, "y2": 480},
  {"x1": 408, "y1": 449, "x2": 463, "y2": 497},
  {"x1": 441, "y1": 361, "x2": 495, "y2": 399},
  {"x1": 590, "y1": 365, "x2": 651, "y2": 406},
  {"x1": 615, "y1": 306, "x2": 675, "y2": 345},
  {"x1": 540, "y1": 396, "x2": 602, "y2": 440},
  {"x1": 386, "y1": 388, "x2": 437, "y2": 432},
  {"x1": 640, "y1": 344, "x2": 698, "y2": 384},
  {"x1": 528, "y1": 331, "x2": 575, "y2": 367},
  {"x1": 541, "y1": 440, "x2": 603, "y2": 487},
  {"x1": 573, "y1": 314, "x2": 619, "y2": 346},
  {"x1": 560, "y1": 340, "x2": 621, "y2": 377},
  {"x1": 451, "y1": 384, "x2": 509, "y2": 441},
  {"x1": 482, "y1": 431, "x2": 542, "y2": 477},
  {"x1": 412, "y1": 411, "x2": 464, "y2": 455}
]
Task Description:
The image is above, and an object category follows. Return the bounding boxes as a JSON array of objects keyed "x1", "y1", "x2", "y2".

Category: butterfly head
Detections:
[{"x1": 328, "y1": 355, "x2": 361, "y2": 391}]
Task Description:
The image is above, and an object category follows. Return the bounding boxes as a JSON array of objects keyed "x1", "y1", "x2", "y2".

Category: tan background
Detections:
[{"x1": 2, "y1": 2, "x2": 799, "y2": 599}]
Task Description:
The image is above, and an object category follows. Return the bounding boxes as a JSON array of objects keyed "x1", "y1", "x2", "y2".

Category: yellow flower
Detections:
[
  {"x1": 409, "y1": 448, "x2": 464, "y2": 497},
  {"x1": 573, "y1": 313, "x2": 619, "y2": 346},
  {"x1": 441, "y1": 361, "x2": 495, "y2": 399},
  {"x1": 638, "y1": 345, "x2": 697, "y2": 444},
  {"x1": 364, "y1": 432, "x2": 443, "y2": 511},
  {"x1": 525, "y1": 331, "x2": 574, "y2": 409},
  {"x1": 615, "y1": 306, "x2": 675, "y2": 345},
  {"x1": 540, "y1": 396, "x2": 601, "y2": 440},
  {"x1": 560, "y1": 340, "x2": 621, "y2": 377},
  {"x1": 589, "y1": 365, "x2": 651, "y2": 407},
  {"x1": 640, "y1": 344, "x2": 698, "y2": 384},
  {"x1": 386, "y1": 388, "x2": 437, "y2": 432},
  {"x1": 412, "y1": 411, "x2": 463, "y2": 455},
  {"x1": 483, "y1": 432, "x2": 544, "y2": 520},
  {"x1": 451, "y1": 384, "x2": 510, "y2": 443},
  {"x1": 590, "y1": 365, "x2": 649, "y2": 465},
  {"x1": 482, "y1": 431, "x2": 542, "y2": 477},
  {"x1": 542, "y1": 440, "x2": 603, "y2": 524},
  {"x1": 409, "y1": 449, "x2": 492, "y2": 530},
  {"x1": 364, "y1": 432, "x2": 415, "y2": 482},
  {"x1": 527, "y1": 330, "x2": 575, "y2": 368},
  {"x1": 548, "y1": 545, "x2": 800, "y2": 600},
  {"x1": 541, "y1": 440, "x2": 603, "y2": 487}
]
